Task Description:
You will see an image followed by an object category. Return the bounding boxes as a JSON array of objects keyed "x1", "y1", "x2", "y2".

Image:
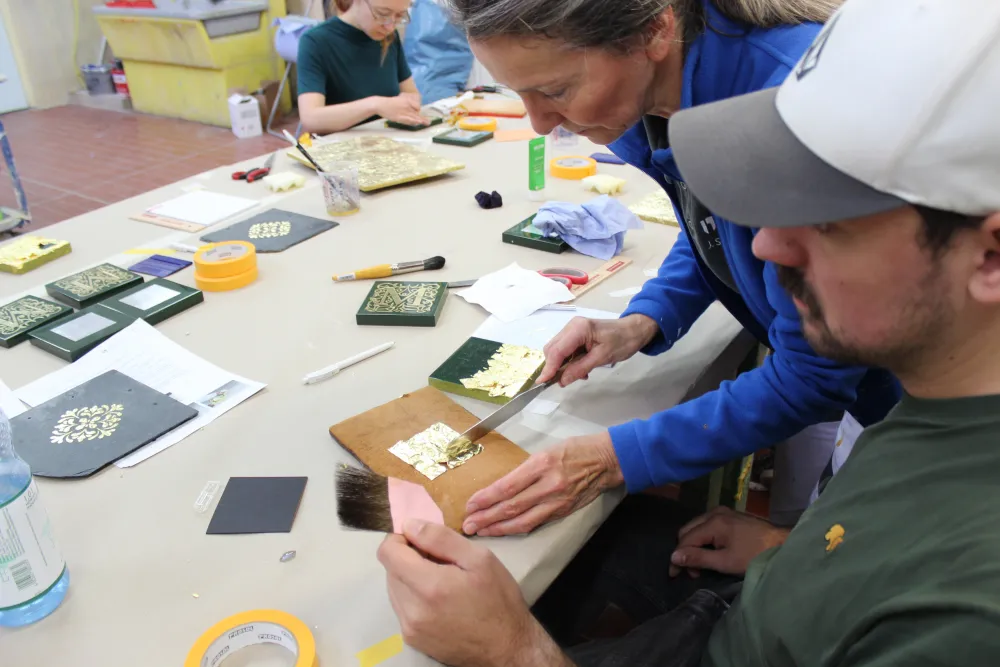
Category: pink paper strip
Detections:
[{"x1": 387, "y1": 477, "x2": 445, "y2": 533}]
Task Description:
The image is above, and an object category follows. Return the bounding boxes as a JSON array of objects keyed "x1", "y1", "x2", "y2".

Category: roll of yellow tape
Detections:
[
  {"x1": 550, "y1": 156, "x2": 598, "y2": 180},
  {"x1": 184, "y1": 609, "x2": 317, "y2": 667},
  {"x1": 194, "y1": 242, "x2": 257, "y2": 279},
  {"x1": 458, "y1": 117, "x2": 497, "y2": 132},
  {"x1": 195, "y1": 266, "x2": 258, "y2": 292}
]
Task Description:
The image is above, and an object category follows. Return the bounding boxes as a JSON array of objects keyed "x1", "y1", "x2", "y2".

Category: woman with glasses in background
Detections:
[{"x1": 297, "y1": 0, "x2": 427, "y2": 133}]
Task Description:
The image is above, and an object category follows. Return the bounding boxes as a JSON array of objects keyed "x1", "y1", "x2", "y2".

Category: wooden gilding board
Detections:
[{"x1": 329, "y1": 386, "x2": 529, "y2": 531}]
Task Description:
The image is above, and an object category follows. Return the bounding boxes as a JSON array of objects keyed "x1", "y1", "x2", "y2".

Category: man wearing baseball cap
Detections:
[{"x1": 374, "y1": 1, "x2": 1000, "y2": 665}]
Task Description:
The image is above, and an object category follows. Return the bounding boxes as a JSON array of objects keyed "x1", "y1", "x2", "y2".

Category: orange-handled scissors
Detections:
[{"x1": 539, "y1": 267, "x2": 589, "y2": 286}]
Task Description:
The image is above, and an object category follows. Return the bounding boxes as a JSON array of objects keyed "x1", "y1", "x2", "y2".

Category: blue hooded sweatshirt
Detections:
[{"x1": 606, "y1": 2, "x2": 901, "y2": 493}]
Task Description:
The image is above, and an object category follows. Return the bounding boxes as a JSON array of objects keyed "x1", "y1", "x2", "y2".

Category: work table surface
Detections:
[{"x1": 0, "y1": 114, "x2": 741, "y2": 666}]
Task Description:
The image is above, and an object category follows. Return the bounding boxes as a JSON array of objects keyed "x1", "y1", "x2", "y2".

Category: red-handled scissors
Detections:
[
  {"x1": 539, "y1": 267, "x2": 589, "y2": 285},
  {"x1": 232, "y1": 153, "x2": 276, "y2": 183}
]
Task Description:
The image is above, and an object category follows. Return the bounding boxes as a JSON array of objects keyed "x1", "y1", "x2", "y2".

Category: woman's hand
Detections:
[
  {"x1": 537, "y1": 314, "x2": 660, "y2": 387},
  {"x1": 378, "y1": 94, "x2": 427, "y2": 126},
  {"x1": 462, "y1": 432, "x2": 625, "y2": 537}
]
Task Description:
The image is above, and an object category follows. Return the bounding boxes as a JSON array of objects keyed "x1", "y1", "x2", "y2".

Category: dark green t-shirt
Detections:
[
  {"x1": 705, "y1": 393, "x2": 1000, "y2": 666},
  {"x1": 296, "y1": 17, "x2": 412, "y2": 124}
]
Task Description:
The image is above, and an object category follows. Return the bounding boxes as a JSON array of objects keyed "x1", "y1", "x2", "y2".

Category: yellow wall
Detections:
[
  {"x1": 0, "y1": 0, "x2": 304, "y2": 110},
  {"x1": 0, "y1": 0, "x2": 108, "y2": 108}
]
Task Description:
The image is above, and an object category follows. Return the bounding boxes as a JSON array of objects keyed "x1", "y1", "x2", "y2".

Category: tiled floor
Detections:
[{"x1": 0, "y1": 106, "x2": 298, "y2": 230}]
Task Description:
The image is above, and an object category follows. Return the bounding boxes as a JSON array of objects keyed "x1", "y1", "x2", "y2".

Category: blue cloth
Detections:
[
  {"x1": 605, "y1": 2, "x2": 902, "y2": 492},
  {"x1": 533, "y1": 196, "x2": 643, "y2": 260},
  {"x1": 403, "y1": 0, "x2": 474, "y2": 104}
]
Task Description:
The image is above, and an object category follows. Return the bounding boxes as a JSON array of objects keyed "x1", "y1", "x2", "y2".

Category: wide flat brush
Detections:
[
  {"x1": 335, "y1": 466, "x2": 444, "y2": 533},
  {"x1": 333, "y1": 255, "x2": 446, "y2": 282}
]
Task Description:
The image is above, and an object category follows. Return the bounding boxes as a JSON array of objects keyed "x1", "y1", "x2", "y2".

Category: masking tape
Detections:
[
  {"x1": 195, "y1": 265, "x2": 258, "y2": 292},
  {"x1": 356, "y1": 634, "x2": 403, "y2": 667},
  {"x1": 458, "y1": 117, "x2": 497, "y2": 132},
  {"x1": 549, "y1": 156, "x2": 598, "y2": 180},
  {"x1": 183, "y1": 609, "x2": 317, "y2": 667},
  {"x1": 194, "y1": 241, "x2": 257, "y2": 279}
]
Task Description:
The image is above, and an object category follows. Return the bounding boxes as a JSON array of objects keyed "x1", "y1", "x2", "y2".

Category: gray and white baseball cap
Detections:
[{"x1": 669, "y1": 0, "x2": 1000, "y2": 228}]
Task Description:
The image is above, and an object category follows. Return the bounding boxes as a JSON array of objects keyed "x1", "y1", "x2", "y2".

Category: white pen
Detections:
[{"x1": 303, "y1": 342, "x2": 394, "y2": 385}]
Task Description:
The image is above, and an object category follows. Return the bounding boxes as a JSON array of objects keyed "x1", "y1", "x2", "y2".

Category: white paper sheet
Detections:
[
  {"x1": 472, "y1": 307, "x2": 619, "y2": 350},
  {"x1": 0, "y1": 378, "x2": 26, "y2": 418},
  {"x1": 145, "y1": 191, "x2": 259, "y2": 228},
  {"x1": 15, "y1": 321, "x2": 266, "y2": 467},
  {"x1": 456, "y1": 263, "x2": 575, "y2": 322},
  {"x1": 609, "y1": 286, "x2": 642, "y2": 298}
]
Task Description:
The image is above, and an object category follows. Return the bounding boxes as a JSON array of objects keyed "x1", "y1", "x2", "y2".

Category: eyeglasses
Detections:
[{"x1": 363, "y1": 0, "x2": 410, "y2": 25}]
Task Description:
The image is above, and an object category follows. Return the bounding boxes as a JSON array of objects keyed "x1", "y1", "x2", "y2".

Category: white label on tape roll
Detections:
[
  {"x1": 203, "y1": 244, "x2": 249, "y2": 262},
  {"x1": 555, "y1": 158, "x2": 591, "y2": 168},
  {"x1": 0, "y1": 480, "x2": 66, "y2": 609},
  {"x1": 202, "y1": 621, "x2": 299, "y2": 667}
]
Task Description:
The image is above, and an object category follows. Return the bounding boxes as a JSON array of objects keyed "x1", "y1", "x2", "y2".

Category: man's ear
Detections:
[
  {"x1": 968, "y1": 212, "x2": 1000, "y2": 304},
  {"x1": 645, "y1": 7, "x2": 678, "y2": 62}
]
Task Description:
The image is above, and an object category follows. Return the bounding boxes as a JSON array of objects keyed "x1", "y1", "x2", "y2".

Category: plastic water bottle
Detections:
[
  {"x1": 550, "y1": 125, "x2": 579, "y2": 147},
  {"x1": 0, "y1": 407, "x2": 70, "y2": 627}
]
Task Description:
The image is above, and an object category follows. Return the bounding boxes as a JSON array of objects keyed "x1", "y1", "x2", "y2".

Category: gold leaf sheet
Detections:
[
  {"x1": 629, "y1": 190, "x2": 679, "y2": 227},
  {"x1": 388, "y1": 422, "x2": 483, "y2": 480},
  {"x1": 461, "y1": 344, "x2": 545, "y2": 398},
  {"x1": 286, "y1": 136, "x2": 465, "y2": 192}
]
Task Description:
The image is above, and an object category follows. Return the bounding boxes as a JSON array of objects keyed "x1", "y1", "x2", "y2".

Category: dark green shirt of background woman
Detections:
[{"x1": 297, "y1": 0, "x2": 429, "y2": 133}]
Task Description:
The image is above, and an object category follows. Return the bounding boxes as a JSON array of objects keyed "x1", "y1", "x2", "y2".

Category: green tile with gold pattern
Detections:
[
  {"x1": 0, "y1": 295, "x2": 72, "y2": 348},
  {"x1": 45, "y1": 262, "x2": 144, "y2": 309},
  {"x1": 356, "y1": 280, "x2": 449, "y2": 327}
]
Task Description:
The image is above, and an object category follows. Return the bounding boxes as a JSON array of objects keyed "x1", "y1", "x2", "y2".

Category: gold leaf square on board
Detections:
[
  {"x1": 388, "y1": 422, "x2": 483, "y2": 480},
  {"x1": 286, "y1": 136, "x2": 465, "y2": 192}
]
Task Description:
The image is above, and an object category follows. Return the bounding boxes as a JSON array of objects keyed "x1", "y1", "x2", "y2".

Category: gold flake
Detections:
[
  {"x1": 50, "y1": 404, "x2": 124, "y2": 444},
  {"x1": 388, "y1": 422, "x2": 483, "y2": 480},
  {"x1": 461, "y1": 344, "x2": 545, "y2": 398},
  {"x1": 286, "y1": 136, "x2": 465, "y2": 192},
  {"x1": 248, "y1": 221, "x2": 292, "y2": 239},
  {"x1": 0, "y1": 297, "x2": 65, "y2": 336},
  {"x1": 629, "y1": 190, "x2": 679, "y2": 226}
]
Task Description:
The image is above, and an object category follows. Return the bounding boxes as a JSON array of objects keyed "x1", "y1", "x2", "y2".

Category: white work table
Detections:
[{"x1": 0, "y1": 115, "x2": 743, "y2": 666}]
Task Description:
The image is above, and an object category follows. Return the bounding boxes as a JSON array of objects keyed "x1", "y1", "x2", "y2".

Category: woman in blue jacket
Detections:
[{"x1": 456, "y1": 0, "x2": 901, "y2": 537}]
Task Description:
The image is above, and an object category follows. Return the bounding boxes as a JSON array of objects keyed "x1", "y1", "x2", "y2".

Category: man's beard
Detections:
[{"x1": 776, "y1": 264, "x2": 951, "y2": 374}]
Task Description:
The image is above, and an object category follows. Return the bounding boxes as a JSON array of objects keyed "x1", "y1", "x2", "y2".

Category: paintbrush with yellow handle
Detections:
[{"x1": 333, "y1": 255, "x2": 446, "y2": 282}]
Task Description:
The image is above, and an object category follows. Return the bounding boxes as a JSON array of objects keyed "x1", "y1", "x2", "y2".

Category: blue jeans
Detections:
[{"x1": 531, "y1": 496, "x2": 742, "y2": 667}]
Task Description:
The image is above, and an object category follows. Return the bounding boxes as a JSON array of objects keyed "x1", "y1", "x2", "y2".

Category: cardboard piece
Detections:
[
  {"x1": 0, "y1": 296, "x2": 73, "y2": 348},
  {"x1": 207, "y1": 477, "x2": 308, "y2": 535},
  {"x1": 200, "y1": 209, "x2": 338, "y2": 253},
  {"x1": 462, "y1": 98, "x2": 527, "y2": 118},
  {"x1": 329, "y1": 386, "x2": 530, "y2": 531},
  {"x1": 10, "y1": 369, "x2": 198, "y2": 478},
  {"x1": 356, "y1": 281, "x2": 449, "y2": 327}
]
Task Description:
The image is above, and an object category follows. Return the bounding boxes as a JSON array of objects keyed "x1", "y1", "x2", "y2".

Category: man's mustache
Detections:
[{"x1": 777, "y1": 266, "x2": 822, "y2": 316}]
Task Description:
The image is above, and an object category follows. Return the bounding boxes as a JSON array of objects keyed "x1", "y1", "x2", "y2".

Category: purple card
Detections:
[
  {"x1": 129, "y1": 254, "x2": 192, "y2": 278},
  {"x1": 590, "y1": 152, "x2": 626, "y2": 165}
]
